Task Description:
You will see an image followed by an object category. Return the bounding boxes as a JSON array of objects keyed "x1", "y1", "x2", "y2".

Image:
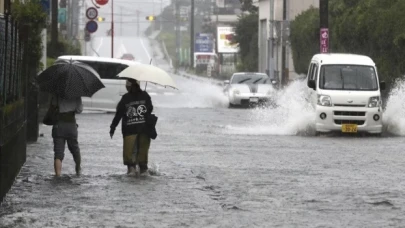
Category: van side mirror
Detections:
[
  {"x1": 224, "y1": 80, "x2": 230, "y2": 86},
  {"x1": 380, "y1": 81, "x2": 386, "y2": 90},
  {"x1": 308, "y1": 80, "x2": 316, "y2": 90}
]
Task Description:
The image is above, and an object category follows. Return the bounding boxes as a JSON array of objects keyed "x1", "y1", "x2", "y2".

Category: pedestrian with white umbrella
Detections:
[
  {"x1": 37, "y1": 59, "x2": 105, "y2": 176},
  {"x1": 110, "y1": 63, "x2": 177, "y2": 175}
]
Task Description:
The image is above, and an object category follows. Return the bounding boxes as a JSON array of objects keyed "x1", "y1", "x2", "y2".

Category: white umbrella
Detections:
[{"x1": 117, "y1": 63, "x2": 178, "y2": 89}]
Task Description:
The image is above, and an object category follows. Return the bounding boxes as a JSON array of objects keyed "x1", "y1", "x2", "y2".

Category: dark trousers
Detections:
[{"x1": 52, "y1": 121, "x2": 80, "y2": 166}]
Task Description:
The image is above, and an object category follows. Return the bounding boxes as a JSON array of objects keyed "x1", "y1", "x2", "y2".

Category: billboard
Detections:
[
  {"x1": 217, "y1": 27, "x2": 238, "y2": 53},
  {"x1": 195, "y1": 33, "x2": 214, "y2": 53}
]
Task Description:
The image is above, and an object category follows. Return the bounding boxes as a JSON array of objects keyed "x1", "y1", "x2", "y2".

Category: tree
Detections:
[
  {"x1": 12, "y1": 0, "x2": 47, "y2": 69},
  {"x1": 240, "y1": 0, "x2": 258, "y2": 13},
  {"x1": 233, "y1": 0, "x2": 259, "y2": 71},
  {"x1": 289, "y1": 0, "x2": 405, "y2": 90}
]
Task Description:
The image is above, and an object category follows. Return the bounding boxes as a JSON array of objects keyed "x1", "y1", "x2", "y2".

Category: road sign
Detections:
[
  {"x1": 58, "y1": 8, "x2": 67, "y2": 24},
  {"x1": 195, "y1": 33, "x2": 213, "y2": 53},
  {"x1": 95, "y1": 0, "x2": 109, "y2": 5},
  {"x1": 320, "y1": 28, "x2": 329, "y2": 53},
  {"x1": 40, "y1": 0, "x2": 50, "y2": 15},
  {"x1": 86, "y1": 7, "x2": 98, "y2": 20},
  {"x1": 86, "y1": 21, "x2": 98, "y2": 33}
]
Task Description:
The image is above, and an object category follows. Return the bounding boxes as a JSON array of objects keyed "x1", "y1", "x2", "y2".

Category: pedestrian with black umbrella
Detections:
[{"x1": 37, "y1": 59, "x2": 105, "y2": 176}]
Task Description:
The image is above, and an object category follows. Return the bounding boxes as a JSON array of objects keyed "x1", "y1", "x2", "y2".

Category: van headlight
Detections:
[
  {"x1": 317, "y1": 95, "x2": 332, "y2": 106},
  {"x1": 233, "y1": 89, "x2": 240, "y2": 95},
  {"x1": 368, "y1": 96, "x2": 380, "y2": 108}
]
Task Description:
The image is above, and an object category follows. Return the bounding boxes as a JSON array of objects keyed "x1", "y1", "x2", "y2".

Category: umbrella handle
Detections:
[{"x1": 145, "y1": 82, "x2": 148, "y2": 91}]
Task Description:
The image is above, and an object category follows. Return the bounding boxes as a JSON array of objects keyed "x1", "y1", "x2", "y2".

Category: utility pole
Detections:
[
  {"x1": 51, "y1": 0, "x2": 58, "y2": 56},
  {"x1": 190, "y1": 0, "x2": 194, "y2": 69},
  {"x1": 284, "y1": 0, "x2": 290, "y2": 84},
  {"x1": 268, "y1": 0, "x2": 274, "y2": 79},
  {"x1": 320, "y1": 0, "x2": 329, "y2": 53},
  {"x1": 136, "y1": 10, "x2": 140, "y2": 37},
  {"x1": 281, "y1": 0, "x2": 287, "y2": 86},
  {"x1": 175, "y1": 0, "x2": 180, "y2": 73},
  {"x1": 111, "y1": 0, "x2": 114, "y2": 58},
  {"x1": 120, "y1": 7, "x2": 123, "y2": 36}
]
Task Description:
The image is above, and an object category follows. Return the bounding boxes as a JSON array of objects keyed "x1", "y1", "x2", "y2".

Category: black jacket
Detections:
[{"x1": 110, "y1": 91, "x2": 154, "y2": 137}]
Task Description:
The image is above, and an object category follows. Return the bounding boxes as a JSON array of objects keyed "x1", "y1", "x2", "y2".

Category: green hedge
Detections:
[{"x1": 290, "y1": 0, "x2": 405, "y2": 88}]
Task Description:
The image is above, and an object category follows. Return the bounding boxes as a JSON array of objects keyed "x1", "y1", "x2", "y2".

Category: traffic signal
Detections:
[
  {"x1": 145, "y1": 16, "x2": 155, "y2": 21},
  {"x1": 97, "y1": 17, "x2": 105, "y2": 22}
]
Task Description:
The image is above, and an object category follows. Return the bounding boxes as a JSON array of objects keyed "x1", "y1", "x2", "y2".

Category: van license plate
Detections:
[
  {"x1": 342, "y1": 124, "x2": 358, "y2": 133},
  {"x1": 250, "y1": 97, "x2": 259, "y2": 103}
]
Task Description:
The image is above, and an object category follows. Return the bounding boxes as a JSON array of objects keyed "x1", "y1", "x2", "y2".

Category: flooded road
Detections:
[
  {"x1": 3, "y1": 24, "x2": 405, "y2": 227},
  {"x1": 2, "y1": 93, "x2": 405, "y2": 227}
]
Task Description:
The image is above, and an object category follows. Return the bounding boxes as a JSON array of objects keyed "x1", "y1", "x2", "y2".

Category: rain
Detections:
[{"x1": 2, "y1": 0, "x2": 405, "y2": 227}]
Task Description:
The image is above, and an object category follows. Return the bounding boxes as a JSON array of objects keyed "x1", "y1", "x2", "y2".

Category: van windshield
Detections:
[
  {"x1": 231, "y1": 74, "x2": 271, "y2": 84},
  {"x1": 319, "y1": 65, "x2": 378, "y2": 91}
]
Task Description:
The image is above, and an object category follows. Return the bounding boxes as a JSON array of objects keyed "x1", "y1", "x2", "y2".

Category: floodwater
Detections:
[{"x1": 2, "y1": 75, "x2": 405, "y2": 227}]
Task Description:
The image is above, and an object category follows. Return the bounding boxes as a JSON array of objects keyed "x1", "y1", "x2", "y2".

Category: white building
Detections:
[{"x1": 254, "y1": 0, "x2": 318, "y2": 81}]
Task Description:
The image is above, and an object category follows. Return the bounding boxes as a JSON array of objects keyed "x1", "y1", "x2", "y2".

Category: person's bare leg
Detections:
[{"x1": 54, "y1": 159, "x2": 62, "y2": 176}]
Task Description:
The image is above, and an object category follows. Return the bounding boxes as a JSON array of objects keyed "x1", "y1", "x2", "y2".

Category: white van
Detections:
[
  {"x1": 57, "y1": 55, "x2": 139, "y2": 112},
  {"x1": 306, "y1": 53, "x2": 386, "y2": 135}
]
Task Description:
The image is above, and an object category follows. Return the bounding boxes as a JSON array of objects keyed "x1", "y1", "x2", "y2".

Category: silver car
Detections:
[{"x1": 224, "y1": 72, "x2": 277, "y2": 107}]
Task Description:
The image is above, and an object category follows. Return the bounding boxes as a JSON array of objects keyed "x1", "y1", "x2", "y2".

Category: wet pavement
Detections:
[
  {"x1": 1, "y1": 101, "x2": 405, "y2": 227},
  {"x1": 3, "y1": 17, "x2": 405, "y2": 227}
]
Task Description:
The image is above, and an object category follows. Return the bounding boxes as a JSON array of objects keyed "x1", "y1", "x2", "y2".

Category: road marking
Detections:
[{"x1": 140, "y1": 38, "x2": 151, "y2": 62}]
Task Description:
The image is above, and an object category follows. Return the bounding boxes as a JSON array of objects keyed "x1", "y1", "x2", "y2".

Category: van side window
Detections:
[
  {"x1": 307, "y1": 63, "x2": 318, "y2": 86},
  {"x1": 82, "y1": 62, "x2": 129, "y2": 79},
  {"x1": 307, "y1": 63, "x2": 314, "y2": 87},
  {"x1": 313, "y1": 64, "x2": 318, "y2": 82}
]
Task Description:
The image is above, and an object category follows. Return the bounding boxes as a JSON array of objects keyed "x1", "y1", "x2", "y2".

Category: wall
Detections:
[{"x1": 257, "y1": 0, "x2": 319, "y2": 80}]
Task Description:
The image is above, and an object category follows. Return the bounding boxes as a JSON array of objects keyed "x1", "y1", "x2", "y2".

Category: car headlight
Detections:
[
  {"x1": 368, "y1": 96, "x2": 380, "y2": 108},
  {"x1": 233, "y1": 89, "x2": 240, "y2": 95},
  {"x1": 317, "y1": 95, "x2": 332, "y2": 106}
]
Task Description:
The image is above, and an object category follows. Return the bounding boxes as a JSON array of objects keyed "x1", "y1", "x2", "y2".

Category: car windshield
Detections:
[
  {"x1": 319, "y1": 65, "x2": 378, "y2": 91},
  {"x1": 231, "y1": 74, "x2": 271, "y2": 84}
]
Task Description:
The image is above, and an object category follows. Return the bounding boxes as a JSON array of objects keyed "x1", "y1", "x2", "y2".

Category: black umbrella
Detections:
[{"x1": 37, "y1": 59, "x2": 105, "y2": 99}]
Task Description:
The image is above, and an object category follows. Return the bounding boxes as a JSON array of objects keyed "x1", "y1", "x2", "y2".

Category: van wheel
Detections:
[
  {"x1": 228, "y1": 103, "x2": 235, "y2": 108},
  {"x1": 315, "y1": 131, "x2": 321, "y2": 136}
]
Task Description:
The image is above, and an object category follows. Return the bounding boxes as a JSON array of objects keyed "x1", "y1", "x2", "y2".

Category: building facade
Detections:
[{"x1": 255, "y1": 0, "x2": 318, "y2": 81}]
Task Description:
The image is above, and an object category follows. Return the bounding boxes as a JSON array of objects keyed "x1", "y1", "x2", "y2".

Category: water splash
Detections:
[
  {"x1": 224, "y1": 80, "x2": 316, "y2": 136},
  {"x1": 383, "y1": 79, "x2": 405, "y2": 136},
  {"x1": 153, "y1": 74, "x2": 228, "y2": 109}
]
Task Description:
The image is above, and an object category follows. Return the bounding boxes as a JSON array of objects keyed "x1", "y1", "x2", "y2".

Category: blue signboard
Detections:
[
  {"x1": 40, "y1": 0, "x2": 50, "y2": 15},
  {"x1": 58, "y1": 8, "x2": 67, "y2": 24},
  {"x1": 195, "y1": 33, "x2": 213, "y2": 53},
  {"x1": 86, "y1": 21, "x2": 98, "y2": 33}
]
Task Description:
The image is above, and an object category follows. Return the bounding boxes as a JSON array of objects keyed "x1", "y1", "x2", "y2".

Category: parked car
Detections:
[
  {"x1": 306, "y1": 53, "x2": 385, "y2": 135},
  {"x1": 223, "y1": 72, "x2": 277, "y2": 108},
  {"x1": 120, "y1": 53, "x2": 135, "y2": 61},
  {"x1": 57, "y1": 55, "x2": 140, "y2": 112}
]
